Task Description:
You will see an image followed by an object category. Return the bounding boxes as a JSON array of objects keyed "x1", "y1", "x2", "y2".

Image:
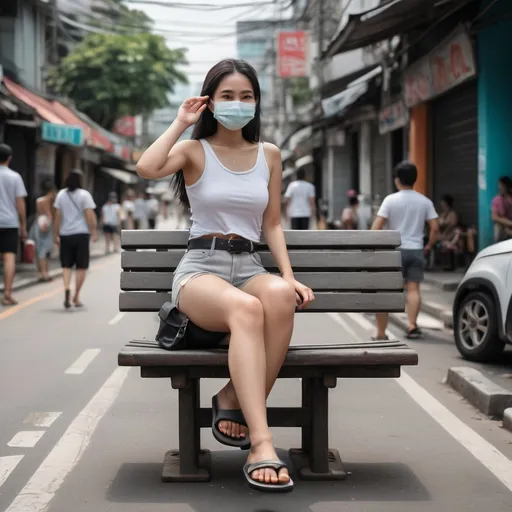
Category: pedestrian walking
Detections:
[
  {"x1": 53, "y1": 169, "x2": 98, "y2": 309},
  {"x1": 121, "y1": 190, "x2": 135, "y2": 230},
  {"x1": 284, "y1": 169, "x2": 316, "y2": 230},
  {"x1": 136, "y1": 58, "x2": 315, "y2": 492},
  {"x1": 101, "y1": 192, "x2": 121, "y2": 253},
  {"x1": 29, "y1": 177, "x2": 57, "y2": 282},
  {"x1": 491, "y1": 176, "x2": 512, "y2": 242},
  {"x1": 0, "y1": 143, "x2": 27, "y2": 306},
  {"x1": 133, "y1": 191, "x2": 147, "y2": 229},
  {"x1": 145, "y1": 192, "x2": 159, "y2": 229},
  {"x1": 372, "y1": 161, "x2": 439, "y2": 340}
]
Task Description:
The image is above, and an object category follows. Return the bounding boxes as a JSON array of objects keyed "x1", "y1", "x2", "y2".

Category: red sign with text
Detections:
[
  {"x1": 404, "y1": 26, "x2": 476, "y2": 108},
  {"x1": 277, "y1": 31, "x2": 309, "y2": 78}
]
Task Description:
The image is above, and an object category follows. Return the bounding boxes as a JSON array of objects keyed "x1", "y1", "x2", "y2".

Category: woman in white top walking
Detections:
[
  {"x1": 137, "y1": 59, "x2": 314, "y2": 493},
  {"x1": 53, "y1": 169, "x2": 97, "y2": 309}
]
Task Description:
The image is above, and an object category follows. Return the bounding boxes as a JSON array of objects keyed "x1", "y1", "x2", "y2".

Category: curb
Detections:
[
  {"x1": 424, "y1": 275, "x2": 461, "y2": 292},
  {"x1": 446, "y1": 366, "x2": 512, "y2": 418},
  {"x1": 504, "y1": 408, "x2": 512, "y2": 432},
  {"x1": 1, "y1": 252, "x2": 108, "y2": 294},
  {"x1": 422, "y1": 301, "x2": 454, "y2": 329}
]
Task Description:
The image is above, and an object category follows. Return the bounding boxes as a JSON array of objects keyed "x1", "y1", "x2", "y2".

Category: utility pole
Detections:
[
  {"x1": 316, "y1": 0, "x2": 325, "y2": 90},
  {"x1": 51, "y1": 0, "x2": 59, "y2": 65}
]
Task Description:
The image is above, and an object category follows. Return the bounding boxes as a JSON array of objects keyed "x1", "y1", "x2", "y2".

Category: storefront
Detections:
[
  {"x1": 404, "y1": 24, "x2": 478, "y2": 227},
  {"x1": 376, "y1": 100, "x2": 408, "y2": 201}
]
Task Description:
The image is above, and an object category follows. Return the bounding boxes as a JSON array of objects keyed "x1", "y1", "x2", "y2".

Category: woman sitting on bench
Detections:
[{"x1": 136, "y1": 59, "x2": 315, "y2": 493}]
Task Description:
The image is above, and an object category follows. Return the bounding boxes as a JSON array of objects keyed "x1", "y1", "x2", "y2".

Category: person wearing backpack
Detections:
[{"x1": 53, "y1": 169, "x2": 98, "y2": 309}]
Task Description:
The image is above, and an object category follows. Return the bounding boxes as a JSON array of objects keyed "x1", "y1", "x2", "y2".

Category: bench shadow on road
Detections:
[{"x1": 106, "y1": 450, "x2": 430, "y2": 511}]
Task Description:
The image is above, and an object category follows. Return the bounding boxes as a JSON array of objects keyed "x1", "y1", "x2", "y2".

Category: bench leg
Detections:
[
  {"x1": 290, "y1": 377, "x2": 347, "y2": 481},
  {"x1": 162, "y1": 378, "x2": 211, "y2": 482}
]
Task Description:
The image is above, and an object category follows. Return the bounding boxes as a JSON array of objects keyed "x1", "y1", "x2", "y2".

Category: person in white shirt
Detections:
[
  {"x1": 0, "y1": 144, "x2": 27, "y2": 306},
  {"x1": 372, "y1": 161, "x2": 439, "y2": 340},
  {"x1": 145, "y1": 192, "x2": 159, "y2": 229},
  {"x1": 101, "y1": 192, "x2": 121, "y2": 253},
  {"x1": 53, "y1": 169, "x2": 98, "y2": 309},
  {"x1": 133, "y1": 192, "x2": 147, "y2": 229},
  {"x1": 284, "y1": 169, "x2": 316, "y2": 230},
  {"x1": 122, "y1": 190, "x2": 136, "y2": 230}
]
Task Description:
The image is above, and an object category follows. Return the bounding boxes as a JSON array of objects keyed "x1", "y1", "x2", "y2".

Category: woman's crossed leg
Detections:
[{"x1": 178, "y1": 273, "x2": 296, "y2": 486}]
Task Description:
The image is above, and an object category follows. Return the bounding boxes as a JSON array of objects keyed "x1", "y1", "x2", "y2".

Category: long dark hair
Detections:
[
  {"x1": 65, "y1": 169, "x2": 83, "y2": 192},
  {"x1": 172, "y1": 59, "x2": 262, "y2": 207}
]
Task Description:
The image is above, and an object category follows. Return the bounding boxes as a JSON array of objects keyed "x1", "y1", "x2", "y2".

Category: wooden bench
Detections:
[{"x1": 117, "y1": 230, "x2": 418, "y2": 483}]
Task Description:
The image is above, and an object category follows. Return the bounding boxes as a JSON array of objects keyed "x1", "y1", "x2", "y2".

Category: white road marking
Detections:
[
  {"x1": 4, "y1": 367, "x2": 130, "y2": 512},
  {"x1": 346, "y1": 312, "x2": 393, "y2": 338},
  {"x1": 23, "y1": 412, "x2": 62, "y2": 428},
  {"x1": 108, "y1": 312, "x2": 125, "y2": 326},
  {"x1": 328, "y1": 313, "x2": 360, "y2": 341},
  {"x1": 64, "y1": 349, "x2": 101, "y2": 375},
  {"x1": 397, "y1": 371, "x2": 512, "y2": 491},
  {"x1": 7, "y1": 431, "x2": 45, "y2": 448},
  {"x1": 0, "y1": 456, "x2": 24, "y2": 487},
  {"x1": 349, "y1": 312, "x2": 512, "y2": 491}
]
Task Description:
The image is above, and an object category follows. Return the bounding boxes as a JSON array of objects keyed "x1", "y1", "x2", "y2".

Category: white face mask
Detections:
[{"x1": 212, "y1": 101, "x2": 256, "y2": 131}]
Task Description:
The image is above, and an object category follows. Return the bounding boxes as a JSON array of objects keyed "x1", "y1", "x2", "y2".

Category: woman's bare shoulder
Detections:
[{"x1": 262, "y1": 142, "x2": 281, "y2": 163}]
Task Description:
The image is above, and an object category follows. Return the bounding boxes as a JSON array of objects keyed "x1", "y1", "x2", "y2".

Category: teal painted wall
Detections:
[{"x1": 478, "y1": 0, "x2": 512, "y2": 248}]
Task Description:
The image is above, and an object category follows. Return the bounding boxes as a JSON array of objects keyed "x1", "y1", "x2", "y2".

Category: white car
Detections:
[{"x1": 453, "y1": 239, "x2": 512, "y2": 361}]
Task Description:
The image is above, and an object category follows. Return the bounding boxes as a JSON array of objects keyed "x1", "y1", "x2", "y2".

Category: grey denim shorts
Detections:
[
  {"x1": 400, "y1": 249, "x2": 425, "y2": 283},
  {"x1": 171, "y1": 239, "x2": 269, "y2": 308}
]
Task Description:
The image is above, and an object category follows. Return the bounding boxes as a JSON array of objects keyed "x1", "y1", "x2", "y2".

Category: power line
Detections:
[{"x1": 125, "y1": 1, "x2": 275, "y2": 10}]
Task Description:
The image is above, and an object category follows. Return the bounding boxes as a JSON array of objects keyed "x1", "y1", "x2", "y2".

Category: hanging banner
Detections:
[
  {"x1": 277, "y1": 31, "x2": 310, "y2": 78},
  {"x1": 404, "y1": 25, "x2": 476, "y2": 108},
  {"x1": 378, "y1": 100, "x2": 408, "y2": 134}
]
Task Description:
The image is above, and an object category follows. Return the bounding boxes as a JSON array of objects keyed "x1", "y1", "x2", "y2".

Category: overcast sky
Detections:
[{"x1": 129, "y1": 0, "x2": 290, "y2": 83}]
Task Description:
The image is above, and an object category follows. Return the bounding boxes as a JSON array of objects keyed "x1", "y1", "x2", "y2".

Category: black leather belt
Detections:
[{"x1": 188, "y1": 237, "x2": 257, "y2": 254}]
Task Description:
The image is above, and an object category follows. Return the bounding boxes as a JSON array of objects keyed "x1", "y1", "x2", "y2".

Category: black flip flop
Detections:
[
  {"x1": 243, "y1": 460, "x2": 294, "y2": 493},
  {"x1": 405, "y1": 327, "x2": 422, "y2": 339},
  {"x1": 211, "y1": 395, "x2": 250, "y2": 450}
]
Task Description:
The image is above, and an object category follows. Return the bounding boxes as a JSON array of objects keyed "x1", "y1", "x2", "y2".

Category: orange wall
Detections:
[{"x1": 409, "y1": 104, "x2": 428, "y2": 195}]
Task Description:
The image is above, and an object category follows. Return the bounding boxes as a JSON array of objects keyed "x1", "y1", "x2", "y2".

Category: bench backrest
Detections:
[{"x1": 119, "y1": 230, "x2": 404, "y2": 313}]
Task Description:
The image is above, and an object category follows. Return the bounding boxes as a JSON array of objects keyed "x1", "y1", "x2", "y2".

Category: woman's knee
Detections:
[
  {"x1": 228, "y1": 294, "x2": 264, "y2": 329},
  {"x1": 263, "y1": 280, "x2": 297, "y2": 313}
]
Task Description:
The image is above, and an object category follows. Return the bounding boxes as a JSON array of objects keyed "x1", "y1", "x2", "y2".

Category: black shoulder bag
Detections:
[{"x1": 156, "y1": 302, "x2": 228, "y2": 350}]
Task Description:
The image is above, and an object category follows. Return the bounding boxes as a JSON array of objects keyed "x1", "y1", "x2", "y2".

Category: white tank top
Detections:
[{"x1": 187, "y1": 139, "x2": 270, "y2": 243}]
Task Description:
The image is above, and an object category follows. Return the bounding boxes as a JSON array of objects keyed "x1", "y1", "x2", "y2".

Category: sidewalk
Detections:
[
  {"x1": 0, "y1": 213, "x2": 184, "y2": 295},
  {"x1": 389, "y1": 270, "x2": 461, "y2": 333}
]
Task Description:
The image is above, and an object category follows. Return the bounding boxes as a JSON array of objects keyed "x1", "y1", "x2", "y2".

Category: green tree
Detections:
[
  {"x1": 90, "y1": 0, "x2": 153, "y2": 33},
  {"x1": 48, "y1": 32, "x2": 187, "y2": 130},
  {"x1": 290, "y1": 77, "x2": 313, "y2": 107}
]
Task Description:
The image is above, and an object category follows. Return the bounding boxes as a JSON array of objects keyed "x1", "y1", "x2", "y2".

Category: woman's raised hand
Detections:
[{"x1": 177, "y1": 96, "x2": 209, "y2": 126}]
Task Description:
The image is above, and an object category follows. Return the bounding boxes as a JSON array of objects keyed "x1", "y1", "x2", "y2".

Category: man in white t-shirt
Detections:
[
  {"x1": 284, "y1": 169, "x2": 316, "y2": 230},
  {"x1": 372, "y1": 161, "x2": 439, "y2": 340},
  {"x1": 0, "y1": 144, "x2": 27, "y2": 306}
]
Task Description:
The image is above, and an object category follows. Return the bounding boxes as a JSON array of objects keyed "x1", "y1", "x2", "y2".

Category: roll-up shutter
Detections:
[{"x1": 432, "y1": 81, "x2": 478, "y2": 228}]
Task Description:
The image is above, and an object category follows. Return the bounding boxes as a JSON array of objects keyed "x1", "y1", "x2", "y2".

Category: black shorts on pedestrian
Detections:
[
  {"x1": 60, "y1": 234, "x2": 90, "y2": 269},
  {"x1": 291, "y1": 217, "x2": 310, "y2": 230},
  {"x1": 400, "y1": 249, "x2": 425, "y2": 282},
  {"x1": 103, "y1": 224, "x2": 118, "y2": 234},
  {"x1": 0, "y1": 228, "x2": 19, "y2": 254}
]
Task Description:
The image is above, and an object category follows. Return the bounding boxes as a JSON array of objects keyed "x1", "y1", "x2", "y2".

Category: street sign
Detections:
[
  {"x1": 41, "y1": 122, "x2": 84, "y2": 147},
  {"x1": 277, "y1": 31, "x2": 309, "y2": 78}
]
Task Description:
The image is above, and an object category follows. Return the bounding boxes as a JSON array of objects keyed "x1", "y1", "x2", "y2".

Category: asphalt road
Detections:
[{"x1": 1, "y1": 222, "x2": 512, "y2": 511}]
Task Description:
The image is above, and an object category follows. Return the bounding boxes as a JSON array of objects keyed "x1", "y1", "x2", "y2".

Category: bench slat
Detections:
[
  {"x1": 121, "y1": 229, "x2": 401, "y2": 250},
  {"x1": 121, "y1": 250, "x2": 401, "y2": 271},
  {"x1": 119, "y1": 291, "x2": 405, "y2": 312},
  {"x1": 118, "y1": 341, "x2": 418, "y2": 367},
  {"x1": 120, "y1": 271, "x2": 404, "y2": 291}
]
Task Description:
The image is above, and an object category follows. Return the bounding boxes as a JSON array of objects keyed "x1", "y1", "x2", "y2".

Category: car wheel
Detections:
[{"x1": 454, "y1": 291, "x2": 505, "y2": 362}]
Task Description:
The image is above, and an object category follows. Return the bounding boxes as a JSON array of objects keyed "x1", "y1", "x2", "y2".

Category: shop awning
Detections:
[
  {"x1": 324, "y1": 0, "x2": 472, "y2": 57},
  {"x1": 100, "y1": 167, "x2": 139, "y2": 185},
  {"x1": 2, "y1": 76, "x2": 66, "y2": 125},
  {"x1": 52, "y1": 101, "x2": 113, "y2": 152},
  {"x1": 321, "y1": 67, "x2": 381, "y2": 119},
  {"x1": 281, "y1": 149, "x2": 293, "y2": 162},
  {"x1": 288, "y1": 126, "x2": 312, "y2": 153},
  {"x1": 295, "y1": 154, "x2": 314, "y2": 169}
]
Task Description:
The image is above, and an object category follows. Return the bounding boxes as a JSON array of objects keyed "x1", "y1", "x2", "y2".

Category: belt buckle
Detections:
[{"x1": 227, "y1": 237, "x2": 242, "y2": 254}]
